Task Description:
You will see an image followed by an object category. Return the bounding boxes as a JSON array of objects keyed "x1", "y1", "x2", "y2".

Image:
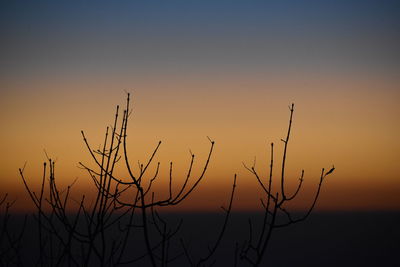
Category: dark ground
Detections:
[{"x1": 1, "y1": 211, "x2": 399, "y2": 266}]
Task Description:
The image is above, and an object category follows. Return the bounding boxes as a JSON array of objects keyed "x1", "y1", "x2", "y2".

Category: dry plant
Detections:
[
  {"x1": 7, "y1": 95, "x2": 334, "y2": 266},
  {"x1": 0, "y1": 194, "x2": 26, "y2": 266},
  {"x1": 240, "y1": 104, "x2": 335, "y2": 266},
  {"x1": 18, "y1": 93, "x2": 237, "y2": 266}
]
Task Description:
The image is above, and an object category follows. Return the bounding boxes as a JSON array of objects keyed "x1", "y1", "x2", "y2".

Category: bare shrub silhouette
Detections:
[
  {"x1": 240, "y1": 104, "x2": 334, "y2": 266},
  {"x1": 0, "y1": 194, "x2": 26, "y2": 266},
  {"x1": 9, "y1": 95, "x2": 334, "y2": 266},
  {"x1": 18, "y1": 93, "x2": 237, "y2": 266}
]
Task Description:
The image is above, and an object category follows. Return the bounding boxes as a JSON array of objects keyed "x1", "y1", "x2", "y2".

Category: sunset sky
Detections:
[{"x1": 1, "y1": 0, "x2": 399, "y2": 212}]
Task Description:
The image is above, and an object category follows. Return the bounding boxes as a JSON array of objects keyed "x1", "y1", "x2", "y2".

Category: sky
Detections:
[{"x1": 1, "y1": 0, "x2": 400, "y2": 212}]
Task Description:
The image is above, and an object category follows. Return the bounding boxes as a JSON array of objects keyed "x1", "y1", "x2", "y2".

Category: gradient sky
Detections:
[{"x1": 1, "y1": 0, "x2": 400, "y2": 212}]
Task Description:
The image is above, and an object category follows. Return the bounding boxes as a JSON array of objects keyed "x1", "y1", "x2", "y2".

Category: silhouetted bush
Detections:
[{"x1": 9, "y1": 94, "x2": 334, "y2": 266}]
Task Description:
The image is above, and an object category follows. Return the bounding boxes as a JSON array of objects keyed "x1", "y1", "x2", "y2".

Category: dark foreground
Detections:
[{"x1": 1, "y1": 211, "x2": 399, "y2": 266}]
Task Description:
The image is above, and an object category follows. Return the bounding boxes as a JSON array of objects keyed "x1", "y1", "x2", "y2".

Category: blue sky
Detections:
[{"x1": 2, "y1": 0, "x2": 399, "y2": 80}]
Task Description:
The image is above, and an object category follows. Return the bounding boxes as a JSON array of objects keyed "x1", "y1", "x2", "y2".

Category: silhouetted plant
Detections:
[
  {"x1": 18, "y1": 93, "x2": 237, "y2": 267},
  {"x1": 240, "y1": 104, "x2": 334, "y2": 266},
  {"x1": 12, "y1": 95, "x2": 334, "y2": 267},
  {"x1": 0, "y1": 194, "x2": 26, "y2": 266}
]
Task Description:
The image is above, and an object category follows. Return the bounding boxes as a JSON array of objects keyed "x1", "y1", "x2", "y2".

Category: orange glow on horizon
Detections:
[{"x1": 1, "y1": 73, "x2": 400, "y2": 213}]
